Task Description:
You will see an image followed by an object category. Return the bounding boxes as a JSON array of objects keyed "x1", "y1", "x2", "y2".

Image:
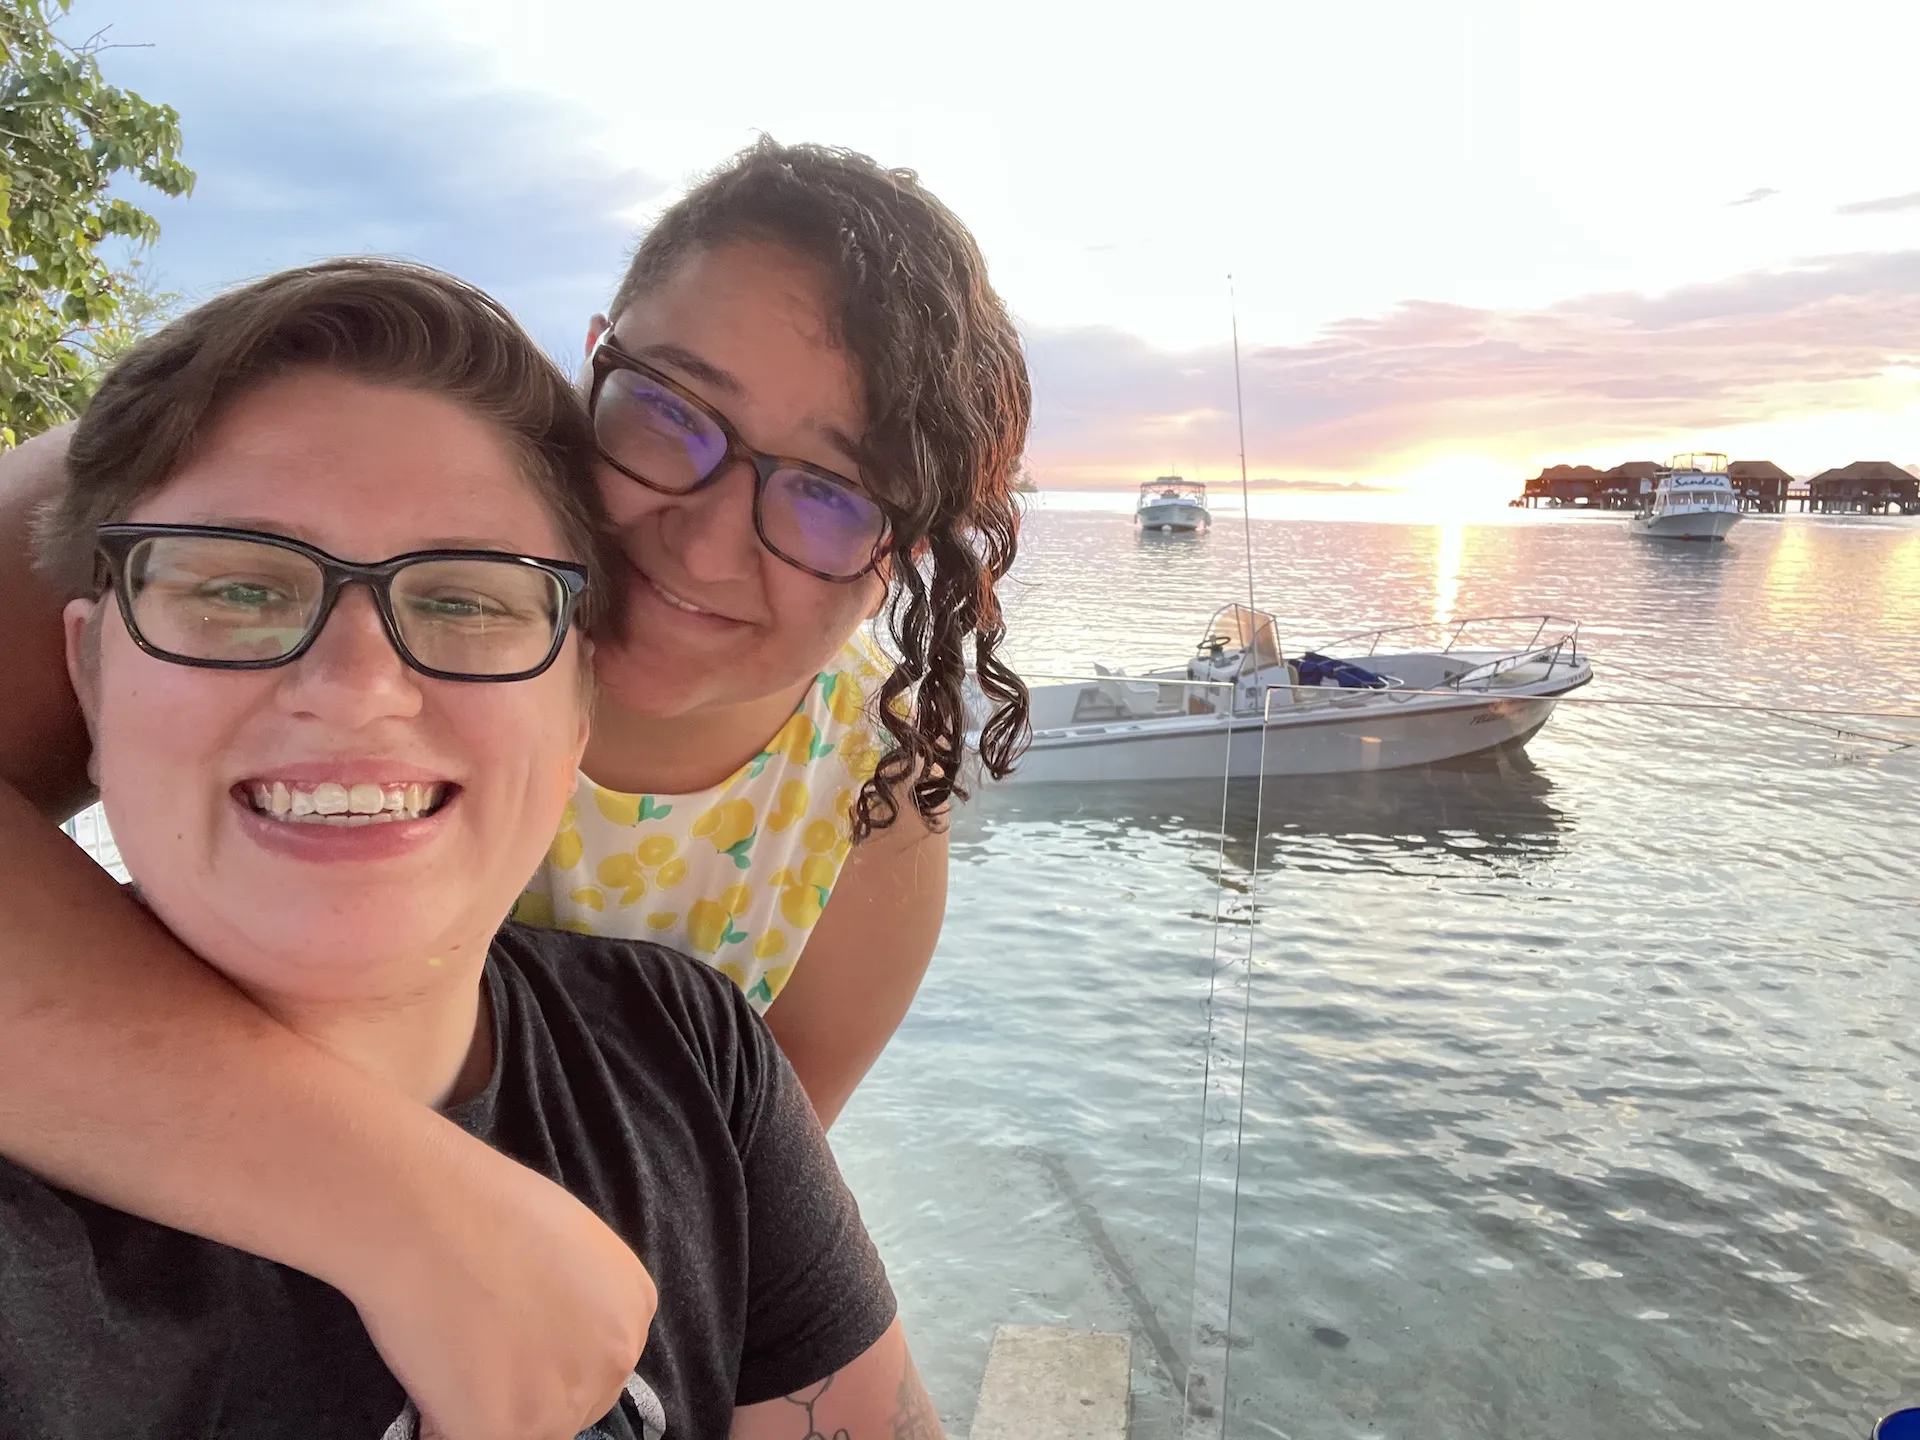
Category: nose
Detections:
[
  {"x1": 655, "y1": 459, "x2": 763, "y2": 584},
  {"x1": 273, "y1": 584, "x2": 423, "y2": 727}
]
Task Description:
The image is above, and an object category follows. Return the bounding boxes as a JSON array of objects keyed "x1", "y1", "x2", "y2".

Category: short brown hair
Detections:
[
  {"x1": 36, "y1": 257, "x2": 614, "y2": 632},
  {"x1": 612, "y1": 139, "x2": 1032, "y2": 838}
]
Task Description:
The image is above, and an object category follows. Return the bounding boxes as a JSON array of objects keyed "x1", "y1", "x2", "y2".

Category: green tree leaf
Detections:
[{"x1": 0, "y1": 0, "x2": 193, "y2": 443}]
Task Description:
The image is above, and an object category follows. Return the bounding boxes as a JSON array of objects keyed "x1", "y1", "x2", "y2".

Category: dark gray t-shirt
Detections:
[{"x1": 0, "y1": 923, "x2": 896, "y2": 1439}]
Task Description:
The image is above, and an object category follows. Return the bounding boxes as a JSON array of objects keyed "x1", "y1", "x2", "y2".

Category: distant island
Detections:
[{"x1": 1248, "y1": 476, "x2": 1391, "y2": 495}]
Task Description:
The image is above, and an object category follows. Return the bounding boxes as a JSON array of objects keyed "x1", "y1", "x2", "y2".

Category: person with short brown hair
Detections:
[{"x1": 0, "y1": 258, "x2": 930, "y2": 1440}]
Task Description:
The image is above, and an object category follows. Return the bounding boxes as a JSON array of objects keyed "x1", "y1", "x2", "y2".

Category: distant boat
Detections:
[
  {"x1": 1629, "y1": 453, "x2": 1741, "y2": 541},
  {"x1": 1135, "y1": 477, "x2": 1210, "y2": 532},
  {"x1": 972, "y1": 603, "x2": 1590, "y2": 784}
]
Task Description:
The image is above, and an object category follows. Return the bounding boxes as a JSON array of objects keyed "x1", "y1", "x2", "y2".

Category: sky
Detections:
[{"x1": 69, "y1": 0, "x2": 1920, "y2": 508}]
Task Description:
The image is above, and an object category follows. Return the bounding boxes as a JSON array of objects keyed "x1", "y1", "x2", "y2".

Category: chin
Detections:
[
  {"x1": 220, "y1": 902, "x2": 487, "y2": 999},
  {"x1": 144, "y1": 853, "x2": 493, "y2": 983},
  {"x1": 591, "y1": 649, "x2": 719, "y2": 718}
]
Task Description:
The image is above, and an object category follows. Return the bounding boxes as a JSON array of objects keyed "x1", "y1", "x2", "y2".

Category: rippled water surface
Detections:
[{"x1": 832, "y1": 501, "x2": 1920, "y2": 1439}]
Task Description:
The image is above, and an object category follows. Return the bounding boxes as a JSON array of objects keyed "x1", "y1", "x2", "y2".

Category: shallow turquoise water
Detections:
[{"x1": 833, "y1": 505, "x2": 1920, "y2": 1439}]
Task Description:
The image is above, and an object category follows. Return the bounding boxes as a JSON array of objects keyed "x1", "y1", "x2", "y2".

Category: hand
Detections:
[{"x1": 350, "y1": 1138, "x2": 657, "y2": 1440}]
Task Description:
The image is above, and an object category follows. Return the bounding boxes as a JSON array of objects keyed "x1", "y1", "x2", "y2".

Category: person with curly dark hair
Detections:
[
  {"x1": 0, "y1": 140, "x2": 1028, "y2": 1438},
  {"x1": 513, "y1": 139, "x2": 1031, "y2": 1124}
]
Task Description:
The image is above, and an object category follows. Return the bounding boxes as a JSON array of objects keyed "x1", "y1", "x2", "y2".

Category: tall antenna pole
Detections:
[{"x1": 1229, "y1": 275, "x2": 1259, "y2": 640}]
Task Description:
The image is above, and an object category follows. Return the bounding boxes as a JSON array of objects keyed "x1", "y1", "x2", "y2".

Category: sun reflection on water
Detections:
[{"x1": 1434, "y1": 521, "x2": 1465, "y2": 627}]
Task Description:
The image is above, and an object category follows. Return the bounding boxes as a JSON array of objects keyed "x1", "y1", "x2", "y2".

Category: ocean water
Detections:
[{"x1": 831, "y1": 500, "x2": 1920, "y2": 1439}]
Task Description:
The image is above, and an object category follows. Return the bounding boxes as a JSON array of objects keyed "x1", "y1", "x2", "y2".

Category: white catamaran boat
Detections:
[
  {"x1": 978, "y1": 604, "x2": 1590, "y2": 785},
  {"x1": 1135, "y1": 477, "x2": 1210, "y2": 532},
  {"x1": 1629, "y1": 453, "x2": 1741, "y2": 541}
]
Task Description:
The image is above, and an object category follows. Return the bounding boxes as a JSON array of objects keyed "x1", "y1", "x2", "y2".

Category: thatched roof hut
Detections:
[
  {"x1": 1808, "y1": 460, "x2": 1919, "y2": 513},
  {"x1": 1728, "y1": 460, "x2": 1795, "y2": 507},
  {"x1": 1522, "y1": 463, "x2": 1603, "y2": 503},
  {"x1": 1596, "y1": 460, "x2": 1661, "y2": 507},
  {"x1": 1605, "y1": 461, "x2": 1662, "y2": 481},
  {"x1": 1729, "y1": 460, "x2": 1793, "y2": 486}
]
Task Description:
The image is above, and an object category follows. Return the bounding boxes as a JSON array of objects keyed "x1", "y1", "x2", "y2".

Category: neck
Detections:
[
  {"x1": 583, "y1": 676, "x2": 812, "y2": 795},
  {"x1": 247, "y1": 962, "x2": 493, "y2": 1111}
]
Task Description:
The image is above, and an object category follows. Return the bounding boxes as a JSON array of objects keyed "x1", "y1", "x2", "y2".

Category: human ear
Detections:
[
  {"x1": 62, "y1": 597, "x2": 102, "y2": 785},
  {"x1": 572, "y1": 636, "x2": 595, "y2": 758}
]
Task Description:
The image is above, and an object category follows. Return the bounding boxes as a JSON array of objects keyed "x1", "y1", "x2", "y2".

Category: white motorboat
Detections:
[
  {"x1": 1629, "y1": 453, "x2": 1741, "y2": 541},
  {"x1": 980, "y1": 604, "x2": 1591, "y2": 785},
  {"x1": 1135, "y1": 477, "x2": 1210, "y2": 532}
]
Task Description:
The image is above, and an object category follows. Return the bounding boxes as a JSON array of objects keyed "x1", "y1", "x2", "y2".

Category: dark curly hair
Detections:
[{"x1": 611, "y1": 138, "x2": 1031, "y2": 839}]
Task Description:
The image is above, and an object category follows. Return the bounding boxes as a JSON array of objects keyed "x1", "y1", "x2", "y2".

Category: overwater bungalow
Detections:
[
  {"x1": 1728, "y1": 460, "x2": 1795, "y2": 512},
  {"x1": 1599, "y1": 461, "x2": 1661, "y2": 509},
  {"x1": 1517, "y1": 464, "x2": 1605, "y2": 507},
  {"x1": 1517, "y1": 456, "x2": 1806, "y2": 514},
  {"x1": 1807, "y1": 461, "x2": 1920, "y2": 515}
]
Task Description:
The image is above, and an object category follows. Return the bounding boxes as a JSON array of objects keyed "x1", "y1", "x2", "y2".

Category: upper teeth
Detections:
[
  {"x1": 248, "y1": 781, "x2": 446, "y2": 826},
  {"x1": 652, "y1": 579, "x2": 708, "y2": 615}
]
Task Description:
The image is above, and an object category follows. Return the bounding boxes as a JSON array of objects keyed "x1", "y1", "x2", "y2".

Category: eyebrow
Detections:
[
  {"x1": 632, "y1": 341, "x2": 868, "y2": 479},
  {"x1": 184, "y1": 519, "x2": 527, "y2": 553},
  {"x1": 812, "y1": 421, "x2": 866, "y2": 473},
  {"x1": 633, "y1": 342, "x2": 742, "y2": 398}
]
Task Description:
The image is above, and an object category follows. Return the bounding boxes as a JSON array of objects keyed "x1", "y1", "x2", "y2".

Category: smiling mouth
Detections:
[
  {"x1": 639, "y1": 569, "x2": 731, "y2": 620},
  {"x1": 239, "y1": 780, "x2": 455, "y2": 826}
]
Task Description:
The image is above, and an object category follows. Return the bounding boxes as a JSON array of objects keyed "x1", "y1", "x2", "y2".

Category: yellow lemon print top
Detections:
[{"x1": 514, "y1": 632, "x2": 891, "y2": 1012}]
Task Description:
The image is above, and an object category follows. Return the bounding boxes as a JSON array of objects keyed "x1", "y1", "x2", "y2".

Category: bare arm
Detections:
[
  {"x1": 0, "y1": 434, "x2": 653, "y2": 1438},
  {"x1": 730, "y1": 1320, "x2": 942, "y2": 1440},
  {"x1": 0, "y1": 426, "x2": 94, "y2": 819},
  {"x1": 763, "y1": 809, "x2": 948, "y2": 1128}
]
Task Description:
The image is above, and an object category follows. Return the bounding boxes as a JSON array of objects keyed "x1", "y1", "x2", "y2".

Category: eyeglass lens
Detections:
[
  {"x1": 593, "y1": 365, "x2": 886, "y2": 579},
  {"x1": 122, "y1": 534, "x2": 568, "y2": 678}
]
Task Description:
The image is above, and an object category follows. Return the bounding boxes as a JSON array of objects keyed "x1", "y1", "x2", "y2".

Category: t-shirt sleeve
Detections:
[{"x1": 731, "y1": 1008, "x2": 897, "y2": 1405}]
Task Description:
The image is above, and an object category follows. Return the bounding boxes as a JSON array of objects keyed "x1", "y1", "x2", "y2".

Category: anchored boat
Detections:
[
  {"x1": 1629, "y1": 453, "x2": 1741, "y2": 541},
  {"x1": 980, "y1": 604, "x2": 1590, "y2": 785},
  {"x1": 1134, "y1": 477, "x2": 1210, "y2": 532}
]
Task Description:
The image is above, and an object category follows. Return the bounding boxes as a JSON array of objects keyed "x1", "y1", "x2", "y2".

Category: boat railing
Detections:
[
  {"x1": 1316, "y1": 613, "x2": 1581, "y2": 663},
  {"x1": 1445, "y1": 633, "x2": 1577, "y2": 690}
]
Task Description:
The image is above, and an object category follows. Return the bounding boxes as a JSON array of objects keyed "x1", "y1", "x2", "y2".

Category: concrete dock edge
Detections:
[{"x1": 969, "y1": 1324, "x2": 1132, "y2": 1440}]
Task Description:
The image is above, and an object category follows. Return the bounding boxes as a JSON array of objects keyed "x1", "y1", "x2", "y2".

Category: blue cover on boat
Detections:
[{"x1": 1295, "y1": 652, "x2": 1390, "y2": 689}]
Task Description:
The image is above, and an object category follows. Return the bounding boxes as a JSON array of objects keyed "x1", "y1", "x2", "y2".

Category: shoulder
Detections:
[
  {"x1": 0, "y1": 1153, "x2": 95, "y2": 1265},
  {"x1": 813, "y1": 632, "x2": 891, "y2": 734},
  {"x1": 837, "y1": 628, "x2": 891, "y2": 680},
  {"x1": 492, "y1": 921, "x2": 757, "y2": 1041},
  {"x1": 488, "y1": 923, "x2": 780, "y2": 1122}
]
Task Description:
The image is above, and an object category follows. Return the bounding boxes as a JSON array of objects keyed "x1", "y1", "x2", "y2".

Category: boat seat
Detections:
[
  {"x1": 1294, "y1": 652, "x2": 1391, "y2": 690},
  {"x1": 1092, "y1": 663, "x2": 1163, "y2": 718}
]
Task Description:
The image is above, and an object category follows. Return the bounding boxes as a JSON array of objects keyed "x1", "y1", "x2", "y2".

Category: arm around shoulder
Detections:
[{"x1": 0, "y1": 424, "x2": 94, "y2": 820}]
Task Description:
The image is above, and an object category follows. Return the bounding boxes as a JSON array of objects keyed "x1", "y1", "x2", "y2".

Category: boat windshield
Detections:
[
  {"x1": 1141, "y1": 478, "x2": 1206, "y2": 501},
  {"x1": 1207, "y1": 603, "x2": 1284, "y2": 671},
  {"x1": 1668, "y1": 452, "x2": 1730, "y2": 475}
]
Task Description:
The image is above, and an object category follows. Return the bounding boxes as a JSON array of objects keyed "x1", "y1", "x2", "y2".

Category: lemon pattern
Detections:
[{"x1": 515, "y1": 632, "x2": 891, "y2": 1012}]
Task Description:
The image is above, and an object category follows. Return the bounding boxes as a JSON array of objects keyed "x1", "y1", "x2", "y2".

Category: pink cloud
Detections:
[{"x1": 1024, "y1": 250, "x2": 1920, "y2": 481}]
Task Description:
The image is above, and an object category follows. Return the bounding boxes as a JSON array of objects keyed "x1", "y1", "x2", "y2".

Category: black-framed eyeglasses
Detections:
[
  {"x1": 586, "y1": 334, "x2": 891, "y2": 583},
  {"x1": 94, "y1": 524, "x2": 590, "y2": 683}
]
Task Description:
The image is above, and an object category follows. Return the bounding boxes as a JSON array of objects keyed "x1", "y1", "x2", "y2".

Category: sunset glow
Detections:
[{"x1": 80, "y1": 0, "x2": 1920, "y2": 508}]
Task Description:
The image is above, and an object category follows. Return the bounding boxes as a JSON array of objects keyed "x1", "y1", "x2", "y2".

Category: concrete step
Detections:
[{"x1": 969, "y1": 1324, "x2": 1131, "y2": 1440}]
